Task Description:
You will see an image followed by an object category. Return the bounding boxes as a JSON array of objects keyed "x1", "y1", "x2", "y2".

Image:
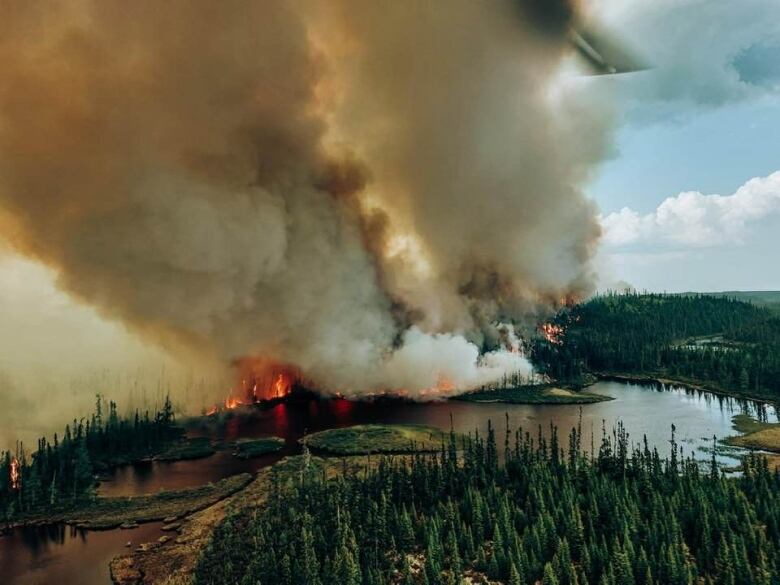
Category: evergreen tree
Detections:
[
  {"x1": 543, "y1": 562, "x2": 561, "y2": 585},
  {"x1": 183, "y1": 418, "x2": 780, "y2": 585}
]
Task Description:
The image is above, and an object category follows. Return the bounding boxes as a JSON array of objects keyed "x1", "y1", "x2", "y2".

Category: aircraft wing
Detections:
[{"x1": 569, "y1": 25, "x2": 649, "y2": 75}]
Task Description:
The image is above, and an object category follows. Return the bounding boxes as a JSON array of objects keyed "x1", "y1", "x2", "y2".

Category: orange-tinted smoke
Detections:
[{"x1": 0, "y1": 1, "x2": 609, "y2": 400}]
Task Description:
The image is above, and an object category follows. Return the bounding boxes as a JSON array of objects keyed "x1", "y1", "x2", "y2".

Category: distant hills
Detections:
[{"x1": 681, "y1": 291, "x2": 780, "y2": 313}]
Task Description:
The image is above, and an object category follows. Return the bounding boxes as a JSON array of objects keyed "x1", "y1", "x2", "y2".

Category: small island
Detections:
[
  {"x1": 302, "y1": 424, "x2": 454, "y2": 455},
  {"x1": 454, "y1": 384, "x2": 612, "y2": 405},
  {"x1": 154, "y1": 436, "x2": 216, "y2": 462},
  {"x1": 233, "y1": 437, "x2": 285, "y2": 459}
]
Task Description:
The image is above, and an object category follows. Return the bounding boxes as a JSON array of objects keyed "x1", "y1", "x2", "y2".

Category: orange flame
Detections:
[
  {"x1": 10, "y1": 456, "x2": 20, "y2": 491},
  {"x1": 272, "y1": 373, "x2": 292, "y2": 398},
  {"x1": 234, "y1": 357, "x2": 298, "y2": 401},
  {"x1": 224, "y1": 396, "x2": 243, "y2": 410},
  {"x1": 394, "y1": 374, "x2": 457, "y2": 399},
  {"x1": 205, "y1": 358, "x2": 299, "y2": 415}
]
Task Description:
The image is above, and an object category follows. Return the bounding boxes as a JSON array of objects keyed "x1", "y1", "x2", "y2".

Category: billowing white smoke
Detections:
[
  {"x1": 365, "y1": 327, "x2": 534, "y2": 399},
  {"x1": 0, "y1": 0, "x2": 608, "y2": 399}
]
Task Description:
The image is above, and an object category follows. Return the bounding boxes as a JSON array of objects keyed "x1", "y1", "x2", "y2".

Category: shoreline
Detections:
[
  {"x1": 453, "y1": 383, "x2": 612, "y2": 405},
  {"x1": 0, "y1": 474, "x2": 251, "y2": 533},
  {"x1": 595, "y1": 371, "x2": 779, "y2": 406},
  {"x1": 721, "y1": 414, "x2": 780, "y2": 462},
  {"x1": 109, "y1": 454, "x2": 381, "y2": 584},
  {"x1": 6, "y1": 376, "x2": 773, "y2": 550}
]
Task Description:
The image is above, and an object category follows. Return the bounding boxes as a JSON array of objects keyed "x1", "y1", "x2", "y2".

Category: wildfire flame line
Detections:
[{"x1": 205, "y1": 362, "x2": 296, "y2": 416}]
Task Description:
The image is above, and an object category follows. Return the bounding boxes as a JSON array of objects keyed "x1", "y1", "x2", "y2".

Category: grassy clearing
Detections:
[
  {"x1": 454, "y1": 385, "x2": 612, "y2": 404},
  {"x1": 303, "y1": 424, "x2": 453, "y2": 455},
  {"x1": 233, "y1": 437, "x2": 285, "y2": 459},
  {"x1": 155, "y1": 437, "x2": 216, "y2": 461},
  {"x1": 725, "y1": 414, "x2": 780, "y2": 452},
  {"x1": 729, "y1": 413, "x2": 775, "y2": 435},
  {"x1": 731, "y1": 429, "x2": 780, "y2": 452},
  {"x1": 711, "y1": 414, "x2": 780, "y2": 472}
]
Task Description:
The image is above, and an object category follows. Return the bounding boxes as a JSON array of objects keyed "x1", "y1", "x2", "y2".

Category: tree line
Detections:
[
  {"x1": 531, "y1": 292, "x2": 780, "y2": 399},
  {"x1": 195, "y1": 419, "x2": 780, "y2": 584},
  {"x1": 0, "y1": 395, "x2": 179, "y2": 521}
]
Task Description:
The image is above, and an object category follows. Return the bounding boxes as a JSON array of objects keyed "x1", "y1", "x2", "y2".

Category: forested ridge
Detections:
[
  {"x1": 0, "y1": 396, "x2": 178, "y2": 522},
  {"x1": 686, "y1": 292, "x2": 780, "y2": 315},
  {"x1": 195, "y1": 422, "x2": 780, "y2": 585},
  {"x1": 531, "y1": 293, "x2": 780, "y2": 399}
]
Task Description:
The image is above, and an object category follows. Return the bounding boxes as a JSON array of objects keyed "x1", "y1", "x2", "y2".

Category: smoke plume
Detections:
[{"x1": 0, "y1": 0, "x2": 608, "y2": 399}]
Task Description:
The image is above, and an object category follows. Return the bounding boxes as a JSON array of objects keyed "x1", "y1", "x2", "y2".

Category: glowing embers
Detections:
[
  {"x1": 9, "y1": 456, "x2": 20, "y2": 491},
  {"x1": 391, "y1": 374, "x2": 458, "y2": 401},
  {"x1": 432, "y1": 374, "x2": 455, "y2": 395},
  {"x1": 224, "y1": 396, "x2": 243, "y2": 410},
  {"x1": 540, "y1": 322, "x2": 565, "y2": 345}
]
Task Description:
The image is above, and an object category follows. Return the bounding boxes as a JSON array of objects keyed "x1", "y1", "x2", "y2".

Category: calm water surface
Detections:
[
  {"x1": 0, "y1": 522, "x2": 163, "y2": 585},
  {"x1": 2, "y1": 381, "x2": 776, "y2": 584}
]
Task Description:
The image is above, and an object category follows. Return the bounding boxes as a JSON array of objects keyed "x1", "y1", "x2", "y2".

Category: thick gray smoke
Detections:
[
  {"x1": 0, "y1": 0, "x2": 609, "y2": 399},
  {"x1": 321, "y1": 1, "x2": 605, "y2": 335}
]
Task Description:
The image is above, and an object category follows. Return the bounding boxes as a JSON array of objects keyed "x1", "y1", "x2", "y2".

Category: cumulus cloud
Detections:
[
  {"x1": 601, "y1": 171, "x2": 780, "y2": 249},
  {"x1": 588, "y1": 1, "x2": 780, "y2": 293}
]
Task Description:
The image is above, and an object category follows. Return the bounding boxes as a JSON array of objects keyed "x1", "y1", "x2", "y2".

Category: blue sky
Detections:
[
  {"x1": 588, "y1": 0, "x2": 780, "y2": 292},
  {"x1": 590, "y1": 100, "x2": 780, "y2": 215}
]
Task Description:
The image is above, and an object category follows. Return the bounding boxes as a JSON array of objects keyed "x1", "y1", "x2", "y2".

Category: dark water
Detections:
[
  {"x1": 98, "y1": 380, "x2": 780, "y2": 496},
  {"x1": 0, "y1": 522, "x2": 163, "y2": 585},
  {"x1": 1, "y1": 381, "x2": 777, "y2": 584}
]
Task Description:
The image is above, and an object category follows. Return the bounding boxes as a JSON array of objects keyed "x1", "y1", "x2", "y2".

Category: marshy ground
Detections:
[
  {"x1": 302, "y1": 423, "x2": 455, "y2": 455},
  {"x1": 233, "y1": 436, "x2": 285, "y2": 459},
  {"x1": 724, "y1": 414, "x2": 780, "y2": 470}
]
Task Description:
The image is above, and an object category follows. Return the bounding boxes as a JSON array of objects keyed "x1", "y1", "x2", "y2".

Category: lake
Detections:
[{"x1": 1, "y1": 380, "x2": 776, "y2": 584}]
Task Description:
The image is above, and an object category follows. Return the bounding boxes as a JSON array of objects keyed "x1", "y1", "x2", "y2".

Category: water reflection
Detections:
[
  {"x1": 0, "y1": 522, "x2": 162, "y2": 585},
  {"x1": 3, "y1": 381, "x2": 776, "y2": 585},
  {"x1": 100, "y1": 381, "x2": 780, "y2": 497}
]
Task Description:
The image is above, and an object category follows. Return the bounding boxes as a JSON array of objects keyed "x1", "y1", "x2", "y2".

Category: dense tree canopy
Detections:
[
  {"x1": 532, "y1": 293, "x2": 780, "y2": 399},
  {"x1": 195, "y1": 421, "x2": 780, "y2": 585},
  {"x1": 0, "y1": 395, "x2": 178, "y2": 521}
]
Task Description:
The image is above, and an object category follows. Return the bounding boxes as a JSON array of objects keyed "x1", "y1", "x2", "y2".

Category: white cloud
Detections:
[{"x1": 601, "y1": 171, "x2": 780, "y2": 249}]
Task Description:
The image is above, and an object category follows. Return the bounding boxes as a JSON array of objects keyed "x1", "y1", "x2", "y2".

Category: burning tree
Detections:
[
  {"x1": 9, "y1": 456, "x2": 20, "y2": 491},
  {"x1": 206, "y1": 358, "x2": 300, "y2": 415}
]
